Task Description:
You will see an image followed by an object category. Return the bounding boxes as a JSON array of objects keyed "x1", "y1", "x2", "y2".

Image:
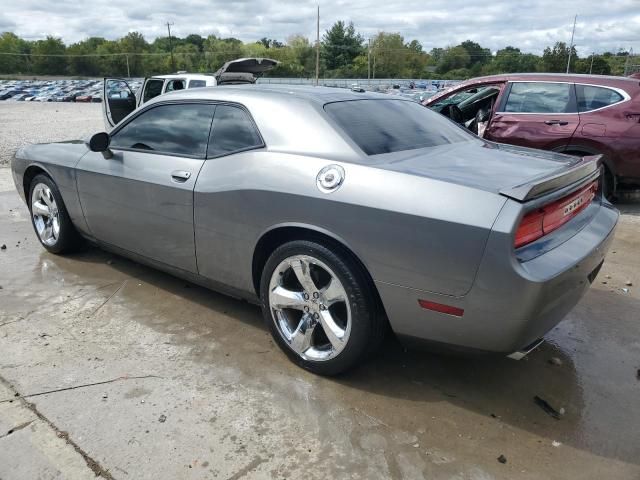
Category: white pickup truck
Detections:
[{"x1": 103, "y1": 57, "x2": 278, "y2": 128}]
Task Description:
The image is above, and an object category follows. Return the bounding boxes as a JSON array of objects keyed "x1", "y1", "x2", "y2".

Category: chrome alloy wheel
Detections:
[
  {"x1": 31, "y1": 183, "x2": 60, "y2": 247},
  {"x1": 268, "y1": 254, "x2": 351, "y2": 361}
]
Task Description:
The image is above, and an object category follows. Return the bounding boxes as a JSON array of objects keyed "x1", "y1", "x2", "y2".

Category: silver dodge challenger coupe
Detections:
[{"x1": 11, "y1": 85, "x2": 618, "y2": 375}]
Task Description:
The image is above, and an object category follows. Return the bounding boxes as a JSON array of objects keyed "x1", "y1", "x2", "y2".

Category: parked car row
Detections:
[
  {"x1": 0, "y1": 79, "x2": 114, "y2": 103},
  {"x1": 0, "y1": 75, "x2": 452, "y2": 104},
  {"x1": 1, "y1": 59, "x2": 281, "y2": 105}
]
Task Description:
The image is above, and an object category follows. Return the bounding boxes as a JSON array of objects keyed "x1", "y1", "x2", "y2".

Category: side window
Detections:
[
  {"x1": 165, "y1": 79, "x2": 185, "y2": 92},
  {"x1": 142, "y1": 79, "x2": 163, "y2": 103},
  {"x1": 207, "y1": 105, "x2": 263, "y2": 157},
  {"x1": 504, "y1": 82, "x2": 575, "y2": 114},
  {"x1": 188, "y1": 80, "x2": 207, "y2": 88},
  {"x1": 576, "y1": 85, "x2": 624, "y2": 112},
  {"x1": 111, "y1": 103, "x2": 215, "y2": 158}
]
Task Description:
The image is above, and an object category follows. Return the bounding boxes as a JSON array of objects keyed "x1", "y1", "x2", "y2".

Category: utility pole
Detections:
[
  {"x1": 166, "y1": 22, "x2": 175, "y2": 72},
  {"x1": 125, "y1": 54, "x2": 130, "y2": 78},
  {"x1": 589, "y1": 52, "x2": 594, "y2": 74},
  {"x1": 624, "y1": 47, "x2": 633, "y2": 76},
  {"x1": 566, "y1": 14, "x2": 577, "y2": 74},
  {"x1": 315, "y1": 5, "x2": 320, "y2": 86},
  {"x1": 367, "y1": 38, "x2": 371, "y2": 84},
  {"x1": 373, "y1": 53, "x2": 376, "y2": 80}
]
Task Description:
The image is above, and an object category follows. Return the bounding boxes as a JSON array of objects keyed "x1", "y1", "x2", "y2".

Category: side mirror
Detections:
[{"x1": 87, "y1": 132, "x2": 113, "y2": 159}]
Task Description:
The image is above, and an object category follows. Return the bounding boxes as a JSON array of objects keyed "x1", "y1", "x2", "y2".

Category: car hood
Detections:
[{"x1": 375, "y1": 140, "x2": 583, "y2": 196}]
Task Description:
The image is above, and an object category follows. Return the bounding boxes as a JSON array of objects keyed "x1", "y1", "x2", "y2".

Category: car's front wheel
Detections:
[
  {"x1": 260, "y1": 239, "x2": 384, "y2": 375},
  {"x1": 29, "y1": 174, "x2": 82, "y2": 254}
]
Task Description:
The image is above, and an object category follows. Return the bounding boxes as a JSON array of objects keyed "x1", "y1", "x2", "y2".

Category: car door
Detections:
[
  {"x1": 139, "y1": 78, "x2": 164, "y2": 106},
  {"x1": 103, "y1": 78, "x2": 137, "y2": 129},
  {"x1": 194, "y1": 104, "x2": 265, "y2": 285},
  {"x1": 486, "y1": 81, "x2": 580, "y2": 151},
  {"x1": 77, "y1": 102, "x2": 215, "y2": 273}
]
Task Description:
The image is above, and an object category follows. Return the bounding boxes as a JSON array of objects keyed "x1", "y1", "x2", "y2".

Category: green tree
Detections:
[
  {"x1": 519, "y1": 53, "x2": 540, "y2": 72},
  {"x1": 321, "y1": 21, "x2": 363, "y2": 71},
  {"x1": 542, "y1": 42, "x2": 577, "y2": 73},
  {"x1": 371, "y1": 32, "x2": 405, "y2": 77},
  {"x1": 258, "y1": 37, "x2": 284, "y2": 49},
  {"x1": 460, "y1": 40, "x2": 491, "y2": 67},
  {"x1": 492, "y1": 46, "x2": 521, "y2": 73},
  {"x1": 119, "y1": 31, "x2": 148, "y2": 76},
  {"x1": 31, "y1": 36, "x2": 66, "y2": 75},
  {"x1": 184, "y1": 34, "x2": 204, "y2": 52},
  {"x1": 436, "y1": 46, "x2": 470, "y2": 74},
  {"x1": 174, "y1": 43, "x2": 201, "y2": 72},
  {"x1": 66, "y1": 37, "x2": 105, "y2": 76},
  {"x1": 203, "y1": 36, "x2": 243, "y2": 72},
  {"x1": 370, "y1": 32, "x2": 421, "y2": 78},
  {"x1": 95, "y1": 40, "x2": 127, "y2": 76},
  {"x1": 405, "y1": 39, "x2": 429, "y2": 77},
  {"x1": 0, "y1": 32, "x2": 30, "y2": 74}
]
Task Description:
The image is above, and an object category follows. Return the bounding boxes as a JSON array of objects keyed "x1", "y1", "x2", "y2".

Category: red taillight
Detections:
[
  {"x1": 514, "y1": 181, "x2": 597, "y2": 249},
  {"x1": 514, "y1": 210, "x2": 544, "y2": 248}
]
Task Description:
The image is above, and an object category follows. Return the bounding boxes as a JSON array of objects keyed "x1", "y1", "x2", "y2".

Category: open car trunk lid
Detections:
[{"x1": 215, "y1": 57, "x2": 278, "y2": 77}]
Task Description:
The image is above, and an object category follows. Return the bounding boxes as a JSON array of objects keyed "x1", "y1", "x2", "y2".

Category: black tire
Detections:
[
  {"x1": 28, "y1": 174, "x2": 83, "y2": 254},
  {"x1": 564, "y1": 151, "x2": 615, "y2": 200},
  {"x1": 602, "y1": 165, "x2": 616, "y2": 201},
  {"x1": 260, "y1": 239, "x2": 386, "y2": 376}
]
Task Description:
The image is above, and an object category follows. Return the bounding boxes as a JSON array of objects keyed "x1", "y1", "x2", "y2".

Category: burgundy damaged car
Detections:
[{"x1": 424, "y1": 74, "x2": 640, "y2": 195}]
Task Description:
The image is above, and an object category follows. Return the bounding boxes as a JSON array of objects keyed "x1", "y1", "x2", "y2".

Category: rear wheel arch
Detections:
[
  {"x1": 252, "y1": 225, "x2": 377, "y2": 300},
  {"x1": 554, "y1": 145, "x2": 617, "y2": 194},
  {"x1": 553, "y1": 144, "x2": 612, "y2": 169}
]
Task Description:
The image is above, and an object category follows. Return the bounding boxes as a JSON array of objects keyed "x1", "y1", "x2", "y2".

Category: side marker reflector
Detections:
[{"x1": 418, "y1": 299, "x2": 464, "y2": 317}]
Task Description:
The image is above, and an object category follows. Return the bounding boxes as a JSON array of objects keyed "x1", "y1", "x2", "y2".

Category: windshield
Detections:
[{"x1": 324, "y1": 99, "x2": 472, "y2": 156}]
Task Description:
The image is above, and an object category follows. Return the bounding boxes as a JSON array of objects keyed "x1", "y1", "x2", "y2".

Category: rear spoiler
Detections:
[{"x1": 500, "y1": 155, "x2": 602, "y2": 202}]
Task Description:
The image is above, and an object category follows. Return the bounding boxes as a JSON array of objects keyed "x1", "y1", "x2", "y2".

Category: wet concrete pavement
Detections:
[{"x1": 1, "y1": 167, "x2": 639, "y2": 480}]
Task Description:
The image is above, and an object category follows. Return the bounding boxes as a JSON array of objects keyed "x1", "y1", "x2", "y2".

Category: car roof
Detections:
[
  {"x1": 456, "y1": 73, "x2": 640, "y2": 89},
  {"x1": 151, "y1": 84, "x2": 399, "y2": 105},
  {"x1": 152, "y1": 73, "x2": 215, "y2": 80}
]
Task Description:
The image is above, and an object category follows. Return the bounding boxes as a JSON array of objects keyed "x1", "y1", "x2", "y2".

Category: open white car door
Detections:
[{"x1": 102, "y1": 78, "x2": 137, "y2": 129}]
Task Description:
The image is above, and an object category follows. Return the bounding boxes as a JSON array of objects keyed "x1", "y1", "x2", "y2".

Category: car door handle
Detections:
[
  {"x1": 171, "y1": 170, "x2": 191, "y2": 182},
  {"x1": 544, "y1": 120, "x2": 569, "y2": 126}
]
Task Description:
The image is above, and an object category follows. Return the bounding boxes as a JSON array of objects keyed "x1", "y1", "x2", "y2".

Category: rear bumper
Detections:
[{"x1": 377, "y1": 201, "x2": 618, "y2": 353}]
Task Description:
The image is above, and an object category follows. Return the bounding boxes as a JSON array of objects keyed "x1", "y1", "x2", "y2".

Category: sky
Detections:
[{"x1": 0, "y1": 0, "x2": 638, "y2": 56}]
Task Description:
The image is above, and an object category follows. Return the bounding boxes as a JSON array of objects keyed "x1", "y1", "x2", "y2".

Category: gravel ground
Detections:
[{"x1": 0, "y1": 103, "x2": 103, "y2": 165}]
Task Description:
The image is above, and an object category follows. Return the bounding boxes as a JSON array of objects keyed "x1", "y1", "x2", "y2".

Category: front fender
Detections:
[{"x1": 12, "y1": 142, "x2": 91, "y2": 235}]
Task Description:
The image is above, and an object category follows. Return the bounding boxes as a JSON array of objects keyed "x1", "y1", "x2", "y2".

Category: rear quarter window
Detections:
[
  {"x1": 324, "y1": 99, "x2": 471, "y2": 155},
  {"x1": 207, "y1": 105, "x2": 263, "y2": 157},
  {"x1": 576, "y1": 85, "x2": 625, "y2": 112},
  {"x1": 188, "y1": 80, "x2": 207, "y2": 88}
]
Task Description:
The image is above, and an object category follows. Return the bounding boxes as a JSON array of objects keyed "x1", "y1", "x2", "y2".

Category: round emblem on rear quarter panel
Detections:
[{"x1": 316, "y1": 164, "x2": 345, "y2": 193}]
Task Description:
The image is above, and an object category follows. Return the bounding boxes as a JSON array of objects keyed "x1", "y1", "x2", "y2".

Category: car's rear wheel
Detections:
[
  {"x1": 564, "y1": 151, "x2": 615, "y2": 199},
  {"x1": 29, "y1": 174, "x2": 82, "y2": 254},
  {"x1": 260, "y1": 240, "x2": 384, "y2": 375}
]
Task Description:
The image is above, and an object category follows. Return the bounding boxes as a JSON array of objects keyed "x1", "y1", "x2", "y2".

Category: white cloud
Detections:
[{"x1": 4, "y1": 0, "x2": 639, "y2": 56}]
